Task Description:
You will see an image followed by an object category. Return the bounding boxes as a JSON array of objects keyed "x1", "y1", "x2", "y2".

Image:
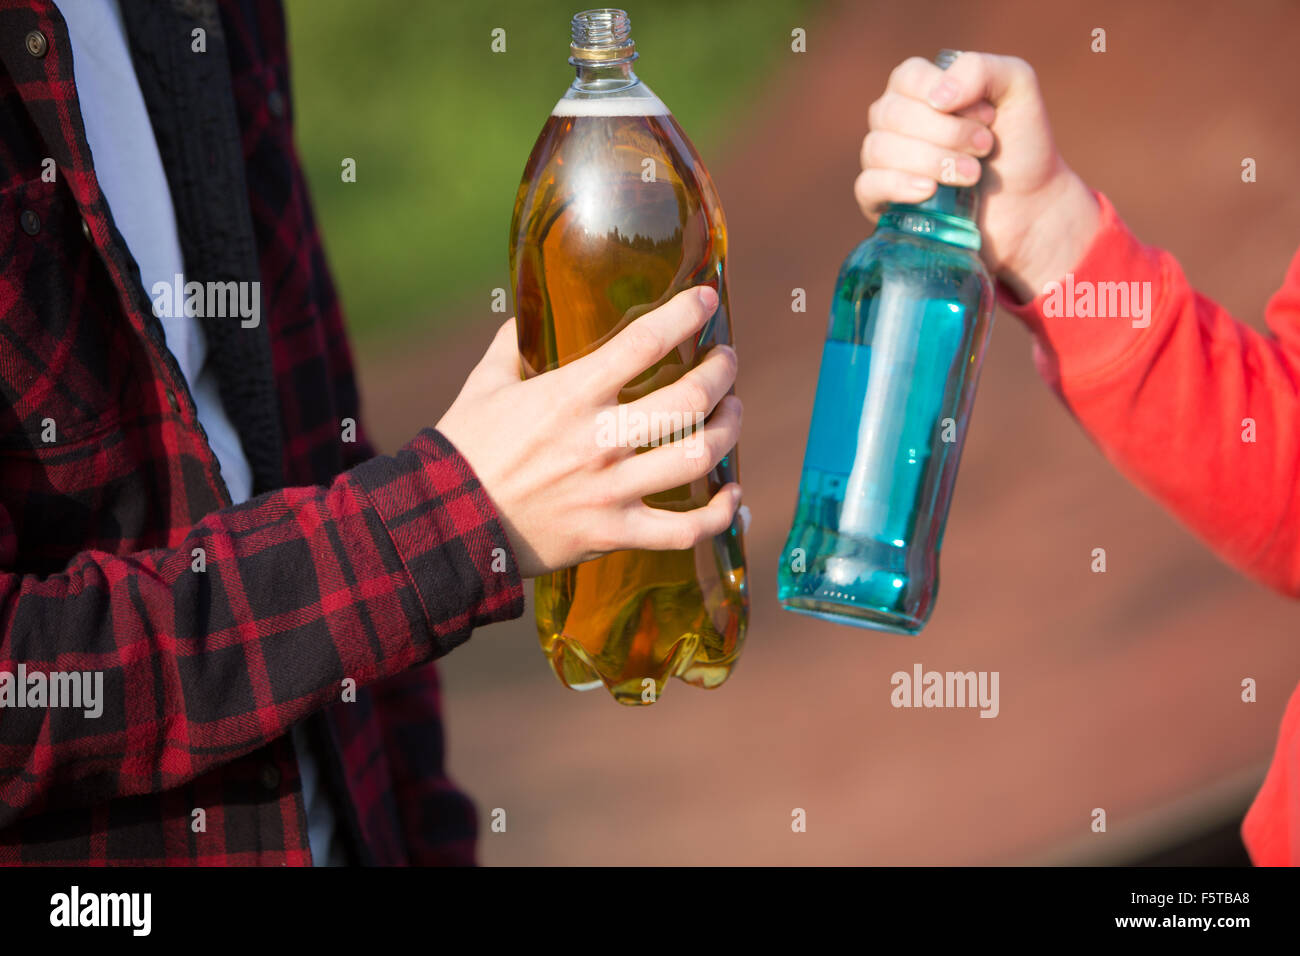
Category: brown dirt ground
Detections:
[{"x1": 353, "y1": 0, "x2": 1300, "y2": 864}]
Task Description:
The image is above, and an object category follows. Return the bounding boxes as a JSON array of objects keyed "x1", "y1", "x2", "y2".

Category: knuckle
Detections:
[
  {"x1": 681, "y1": 379, "x2": 711, "y2": 415},
  {"x1": 595, "y1": 439, "x2": 624, "y2": 467},
  {"x1": 600, "y1": 437, "x2": 626, "y2": 468},
  {"x1": 866, "y1": 96, "x2": 885, "y2": 131},
  {"x1": 853, "y1": 168, "x2": 874, "y2": 205},
  {"x1": 589, "y1": 483, "x2": 620, "y2": 511},
  {"x1": 572, "y1": 436, "x2": 604, "y2": 472},
  {"x1": 1007, "y1": 55, "x2": 1034, "y2": 79},
  {"x1": 716, "y1": 345, "x2": 738, "y2": 383},
  {"x1": 877, "y1": 93, "x2": 902, "y2": 131},
  {"x1": 957, "y1": 115, "x2": 984, "y2": 145},
  {"x1": 721, "y1": 414, "x2": 742, "y2": 448},
  {"x1": 705, "y1": 428, "x2": 732, "y2": 466},
  {"x1": 890, "y1": 56, "x2": 926, "y2": 89},
  {"x1": 670, "y1": 521, "x2": 699, "y2": 552},
  {"x1": 625, "y1": 324, "x2": 663, "y2": 364},
  {"x1": 586, "y1": 516, "x2": 619, "y2": 555},
  {"x1": 675, "y1": 289, "x2": 707, "y2": 325},
  {"x1": 861, "y1": 131, "x2": 881, "y2": 167}
]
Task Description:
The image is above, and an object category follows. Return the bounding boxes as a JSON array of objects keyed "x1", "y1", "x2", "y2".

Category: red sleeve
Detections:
[
  {"x1": 998, "y1": 192, "x2": 1300, "y2": 596},
  {"x1": 0, "y1": 428, "x2": 522, "y2": 825},
  {"x1": 1241, "y1": 679, "x2": 1300, "y2": 865}
]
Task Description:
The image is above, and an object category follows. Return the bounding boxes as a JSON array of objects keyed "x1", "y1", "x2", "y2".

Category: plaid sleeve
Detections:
[
  {"x1": 0, "y1": 428, "x2": 522, "y2": 825},
  {"x1": 372, "y1": 661, "x2": 479, "y2": 865}
]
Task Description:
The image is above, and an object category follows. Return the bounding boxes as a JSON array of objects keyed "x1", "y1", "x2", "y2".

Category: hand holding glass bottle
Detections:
[
  {"x1": 778, "y1": 51, "x2": 1104, "y2": 634},
  {"x1": 854, "y1": 52, "x2": 1100, "y2": 302},
  {"x1": 779, "y1": 51, "x2": 992, "y2": 634}
]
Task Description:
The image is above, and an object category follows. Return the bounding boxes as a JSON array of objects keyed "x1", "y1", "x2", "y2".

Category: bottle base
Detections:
[
  {"x1": 545, "y1": 632, "x2": 741, "y2": 706},
  {"x1": 778, "y1": 596, "x2": 923, "y2": 636}
]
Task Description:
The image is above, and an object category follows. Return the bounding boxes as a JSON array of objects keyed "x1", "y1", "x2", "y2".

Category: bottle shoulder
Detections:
[
  {"x1": 843, "y1": 229, "x2": 989, "y2": 277},
  {"x1": 512, "y1": 91, "x2": 726, "y2": 246}
]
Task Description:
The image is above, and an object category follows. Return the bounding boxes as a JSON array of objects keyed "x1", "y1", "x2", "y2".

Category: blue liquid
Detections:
[{"x1": 778, "y1": 201, "x2": 994, "y2": 634}]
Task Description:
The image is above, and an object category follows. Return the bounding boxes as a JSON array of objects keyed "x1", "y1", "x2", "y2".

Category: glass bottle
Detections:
[{"x1": 777, "y1": 51, "x2": 994, "y2": 635}]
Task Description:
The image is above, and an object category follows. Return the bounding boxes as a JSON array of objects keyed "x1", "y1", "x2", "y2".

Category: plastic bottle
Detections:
[{"x1": 510, "y1": 9, "x2": 747, "y2": 703}]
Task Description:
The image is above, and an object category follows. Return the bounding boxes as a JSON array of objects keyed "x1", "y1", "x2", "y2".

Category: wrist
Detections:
[{"x1": 997, "y1": 170, "x2": 1101, "y2": 304}]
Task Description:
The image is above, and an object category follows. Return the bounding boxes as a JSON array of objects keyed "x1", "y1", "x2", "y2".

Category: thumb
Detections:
[
  {"x1": 926, "y1": 52, "x2": 1035, "y2": 114},
  {"x1": 465, "y1": 318, "x2": 523, "y2": 392}
]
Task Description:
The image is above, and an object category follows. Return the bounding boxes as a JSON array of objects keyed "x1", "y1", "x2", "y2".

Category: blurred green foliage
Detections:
[{"x1": 284, "y1": 0, "x2": 818, "y2": 345}]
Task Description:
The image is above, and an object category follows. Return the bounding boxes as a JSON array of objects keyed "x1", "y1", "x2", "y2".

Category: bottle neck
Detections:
[
  {"x1": 879, "y1": 185, "x2": 982, "y2": 251},
  {"x1": 572, "y1": 59, "x2": 640, "y2": 94},
  {"x1": 883, "y1": 49, "x2": 983, "y2": 250}
]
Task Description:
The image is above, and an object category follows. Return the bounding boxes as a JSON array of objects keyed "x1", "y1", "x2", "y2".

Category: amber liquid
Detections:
[{"x1": 510, "y1": 108, "x2": 748, "y2": 704}]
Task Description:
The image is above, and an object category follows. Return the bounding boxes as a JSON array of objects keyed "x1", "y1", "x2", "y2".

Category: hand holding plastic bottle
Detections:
[
  {"x1": 437, "y1": 286, "x2": 742, "y2": 579},
  {"x1": 854, "y1": 52, "x2": 1102, "y2": 303}
]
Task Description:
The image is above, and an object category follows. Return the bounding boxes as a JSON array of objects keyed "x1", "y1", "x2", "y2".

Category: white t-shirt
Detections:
[{"x1": 57, "y1": 0, "x2": 342, "y2": 866}]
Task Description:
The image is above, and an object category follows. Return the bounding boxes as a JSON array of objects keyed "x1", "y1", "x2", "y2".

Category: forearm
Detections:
[
  {"x1": 0, "y1": 428, "x2": 522, "y2": 821},
  {"x1": 1003, "y1": 192, "x2": 1300, "y2": 595}
]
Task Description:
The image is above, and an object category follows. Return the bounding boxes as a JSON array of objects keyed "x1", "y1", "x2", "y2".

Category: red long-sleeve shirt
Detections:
[{"x1": 1001, "y1": 192, "x2": 1300, "y2": 865}]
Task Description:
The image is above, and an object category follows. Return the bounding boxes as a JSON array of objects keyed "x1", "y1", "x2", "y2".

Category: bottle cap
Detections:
[{"x1": 934, "y1": 49, "x2": 963, "y2": 70}]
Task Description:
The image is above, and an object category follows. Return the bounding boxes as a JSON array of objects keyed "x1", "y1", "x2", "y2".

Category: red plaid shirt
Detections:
[{"x1": 0, "y1": 0, "x2": 522, "y2": 864}]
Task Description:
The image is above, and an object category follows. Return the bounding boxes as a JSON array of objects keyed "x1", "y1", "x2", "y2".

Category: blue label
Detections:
[{"x1": 803, "y1": 340, "x2": 872, "y2": 476}]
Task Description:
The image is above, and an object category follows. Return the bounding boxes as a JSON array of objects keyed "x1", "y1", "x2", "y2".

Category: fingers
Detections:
[
  {"x1": 925, "y1": 52, "x2": 1036, "y2": 114},
  {"x1": 570, "y1": 286, "x2": 718, "y2": 397},
  {"x1": 866, "y1": 92, "x2": 995, "y2": 158},
  {"x1": 856, "y1": 54, "x2": 1010, "y2": 222},
  {"x1": 622, "y1": 343, "x2": 736, "y2": 433},
  {"x1": 860, "y1": 129, "x2": 983, "y2": 188},
  {"x1": 854, "y1": 167, "x2": 935, "y2": 221},
  {"x1": 886, "y1": 56, "x2": 948, "y2": 101},
  {"x1": 614, "y1": 394, "x2": 742, "y2": 500},
  {"x1": 624, "y1": 482, "x2": 743, "y2": 552}
]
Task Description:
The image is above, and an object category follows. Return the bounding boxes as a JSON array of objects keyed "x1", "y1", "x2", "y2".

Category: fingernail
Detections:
[
  {"x1": 697, "y1": 286, "x2": 718, "y2": 311},
  {"x1": 972, "y1": 127, "x2": 994, "y2": 152},
  {"x1": 928, "y1": 80, "x2": 956, "y2": 107},
  {"x1": 738, "y1": 503, "x2": 751, "y2": 533},
  {"x1": 957, "y1": 155, "x2": 981, "y2": 180}
]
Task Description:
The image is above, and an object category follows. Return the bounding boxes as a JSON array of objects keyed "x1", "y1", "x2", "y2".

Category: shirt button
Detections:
[
  {"x1": 25, "y1": 30, "x2": 48, "y2": 58},
  {"x1": 166, "y1": 388, "x2": 180, "y2": 412},
  {"x1": 266, "y1": 88, "x2": 285, "y2": 118},
  {"x1": 19, "y1": 210, "x2": 39, "y2": 235},
  {"x1": 260, "y1": 763, "x2": 282, "y2": 790},
  {"x1": 81, "y1": 217, "x2": 91, "y2": 241}
]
